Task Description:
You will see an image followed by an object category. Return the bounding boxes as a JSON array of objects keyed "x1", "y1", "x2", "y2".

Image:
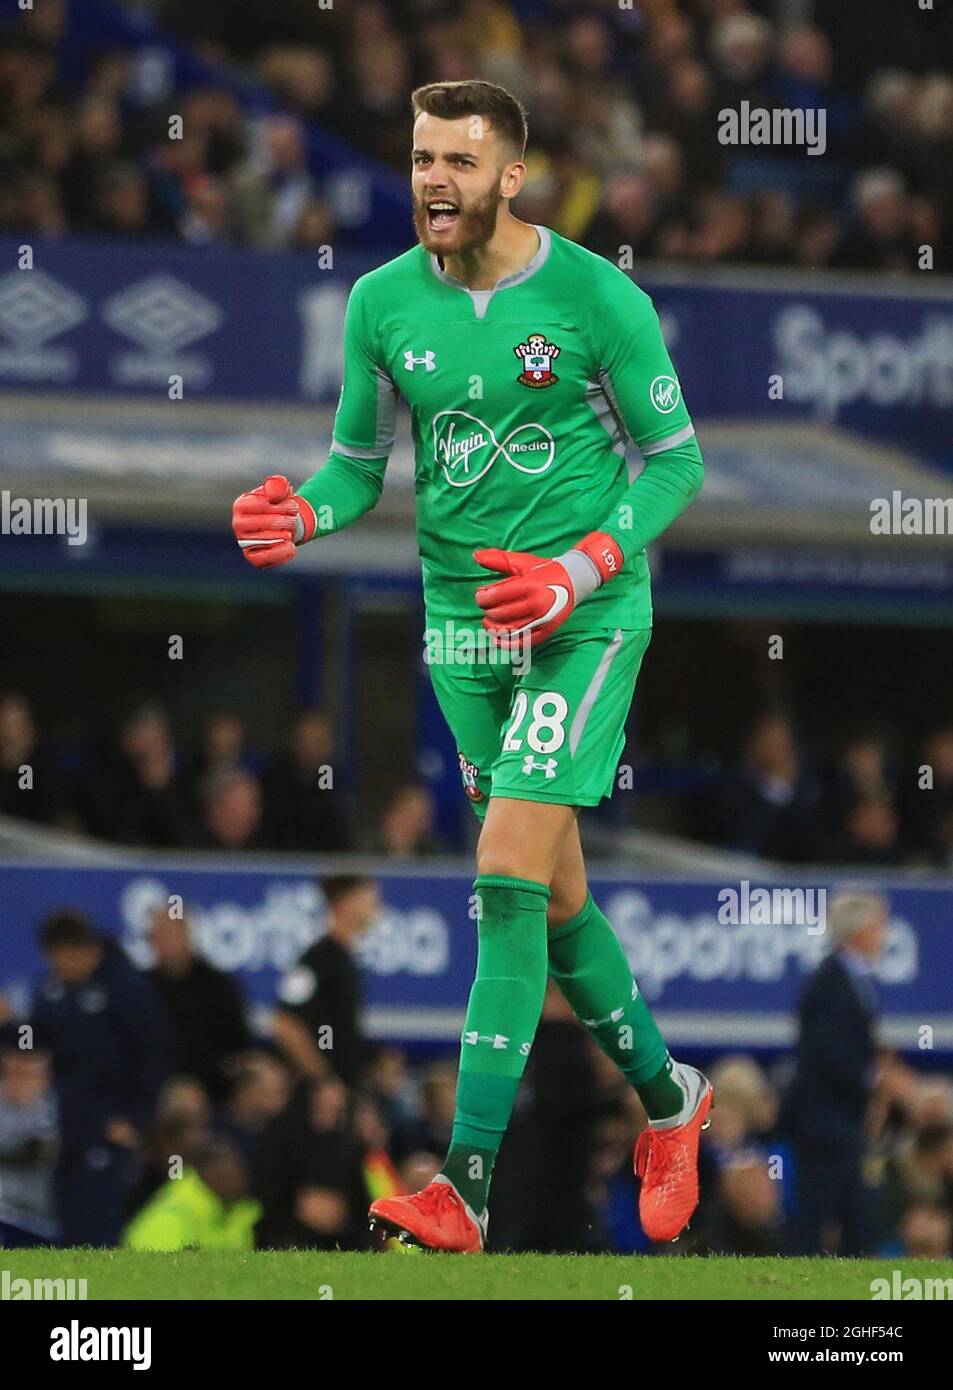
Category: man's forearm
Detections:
[
  {"x1": 600, "y1": 437, "x2": 704, "y2": 562},
  {"x1": 295, "y1": 453, "x2": 386, "y2": 540}
]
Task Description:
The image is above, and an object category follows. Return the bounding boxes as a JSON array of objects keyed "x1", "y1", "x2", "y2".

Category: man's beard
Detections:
[{"x1": 413, "y1": 182, "x2": 503, "y2": 257}]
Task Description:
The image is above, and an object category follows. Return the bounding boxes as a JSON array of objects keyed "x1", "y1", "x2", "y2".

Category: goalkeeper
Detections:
[{"x1": 232, "y1": 80, "x2": 710, "y2": 1253}]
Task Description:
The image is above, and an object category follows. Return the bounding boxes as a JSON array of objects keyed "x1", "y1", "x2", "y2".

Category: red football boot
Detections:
[
  {"x1": 369, "y1": 1178, "x2": 487, "y2": 1252},
  {"x1": 634, "y1": 1065, "x2": 714, "y2": 1243}
]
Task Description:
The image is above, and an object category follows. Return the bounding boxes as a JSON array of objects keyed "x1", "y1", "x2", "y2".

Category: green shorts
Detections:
[{"x1": 426, "y1": 624, "x2": 652, "y2": 818}]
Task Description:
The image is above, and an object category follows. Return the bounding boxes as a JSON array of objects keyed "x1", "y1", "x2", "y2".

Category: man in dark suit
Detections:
[{"x1": 786, "y1": 891, "x2": 887, "y2": 1255}]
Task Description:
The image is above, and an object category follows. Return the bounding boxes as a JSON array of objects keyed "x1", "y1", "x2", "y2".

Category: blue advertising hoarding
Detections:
[
  {"x1": 2, "y1": 236, "x2": 952, "y2": 461},
  {"x1": 2, "y1": 860, "x2": 950, "y2": 1053}
]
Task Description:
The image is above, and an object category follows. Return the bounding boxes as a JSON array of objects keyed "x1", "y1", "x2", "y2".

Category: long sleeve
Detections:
[
  {"x1": 296, "y1": 275, "x2": 397, "y2": 534},
  {"x1": 588, "y1": 272, "x2": 703, "y2": 561}
]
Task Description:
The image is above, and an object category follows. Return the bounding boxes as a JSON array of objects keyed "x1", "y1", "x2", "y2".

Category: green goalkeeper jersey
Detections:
[{"x1": 297, "y1": 226, "x2": 703, "y2": 631}]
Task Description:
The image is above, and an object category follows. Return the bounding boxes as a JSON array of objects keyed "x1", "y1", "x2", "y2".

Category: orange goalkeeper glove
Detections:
[
  {"x1": 231, "y1": 475, "x2": 316, "y2": 569},
  {"x1": 474, "y1": 531, "x2": 624, "y2": 648}
]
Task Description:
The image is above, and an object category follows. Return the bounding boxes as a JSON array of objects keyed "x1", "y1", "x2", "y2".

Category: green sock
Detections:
[
  {"x1": 548, "y1": 892, "x2": 683, "y2": 1120},
  {"x1": 441, "y1": 874, "x2": 550, "y2": 1214}
]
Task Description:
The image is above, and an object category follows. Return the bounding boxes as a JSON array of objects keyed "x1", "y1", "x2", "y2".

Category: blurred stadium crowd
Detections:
[
  {"x1": 2, "y1": 0, "x2": 952, "y2": 269},
  {"x1": 1, "y1": 892, "x2": 951, "y2": 1257},
  {"x1": 4, "y1": 692, "x2": 953, "y2": 868}
]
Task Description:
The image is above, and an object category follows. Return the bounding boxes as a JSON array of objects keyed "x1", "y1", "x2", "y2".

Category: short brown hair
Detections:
[{"x1": 411, "y1": 80, "x2": 528, "y2": 159}]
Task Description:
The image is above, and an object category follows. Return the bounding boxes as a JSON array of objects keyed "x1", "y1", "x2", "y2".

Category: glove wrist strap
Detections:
[
  {"x1": 559, "y1": 531, "x2": 624, "y2": 600},
  {"x1": 556, "y1": 547, "x2": 601, "y2": 604},
  {"x1": 294, "y1": 496, "x2": 317, "y2": 545}
]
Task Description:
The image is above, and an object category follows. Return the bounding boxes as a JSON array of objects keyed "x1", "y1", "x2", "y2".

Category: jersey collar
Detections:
[{"x1": 428, "y1": 225, "x2": 552, "y2": 315}]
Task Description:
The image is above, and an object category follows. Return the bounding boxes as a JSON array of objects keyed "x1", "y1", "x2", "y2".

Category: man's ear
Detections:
[{"x1": 500, "y1": 160, "x2": 526, "y2": 201}]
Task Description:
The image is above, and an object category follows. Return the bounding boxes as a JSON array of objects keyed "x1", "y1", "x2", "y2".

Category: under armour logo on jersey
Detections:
[
  {"x1": 521, "y1": 755, "x2": 558, "y2": 779},
  {"x1": 404, "y1": 350, "x2": 436, "y2": 372}
]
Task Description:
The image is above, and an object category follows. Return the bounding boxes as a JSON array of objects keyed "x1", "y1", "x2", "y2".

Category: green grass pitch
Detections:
[{"x1": 7, "y1": 1249, "x2": 951, "y2": 1300}]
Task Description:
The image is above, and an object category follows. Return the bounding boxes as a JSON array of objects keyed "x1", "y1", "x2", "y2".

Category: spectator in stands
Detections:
[
  {"x1": 785, "y1": 891, "x2": 887, "y2": 1256},
  {"x1": 375, "y1": 782, "x2": 445, "y2": 859},
  {"x1": 697, "y1": 1154, "x2": 784, "y2": 1255},
  {"x1": 0, "y1": 692, "x2": 64, "y2": 828},
  {"x1": 60, "y1": 95, "x2": 126, "y2": 230},
  {"x1": 747, "y1": 189, "x2": 797, "y2": 266},
  {"x1": 391, "y1": 1061, "x2": 458, "y2": 1167},
  {"x1": 256, "y1": 47, "x2": 337, "y2": 123},
  {"x1": 125, "y1": 1076, "x2": 213, "y2": 1220},
  {"x1": 653, "y1": 56, "x2": 725, "y2": 190},
  {"x1": 879, "y1": 1124, "x2": 953, "y2": 1249},
  {"x1": 0, "y1": 1039, "x2": 60, "y2": 1247},
  {"x1": 490, "y1": 983, "x2": 604, "y2": 1253},
  {"x1": 230, "y1": 113, "x2": 316, "y2": 249},
  {"x1": 364, "y1": 1045, "x2": 414, "y2": 1136},
  {"x1": 583, "y1": 171, "x2": 659, "y2": 264},
  {"x1": 899, "y1": 1201, "x2": 953, "y2": 1259},
  {"x1": 147, "y1": 907, "x2": 251, "y2": 1101},
  {"x1": 902, "y1": 726, "x2": 953, "y2": 866},
  {"x1": 273, "y1": 874, "x2": 380, "y2": 1087},
  {"x1": 185, "y1": 711, "x2": 247, "y2": 809},
  {"x1": 262, "y1": 708, "x2": 350, "y2": 851},
  {"x1": 194, "y1": 767, "x2": 265, "y2": 851},
  {"x1": 708, "y1": 11, "x2": 776, "y2": 113},
  {"x1": 31, "y1": 910, "x2": 172, "y2": 1246},
  {"x1": 836, "y1": 795, "x2": 903, "y2": 866},
  {"x1": 252, "y1": 1074, "x2": 370, "y2": 1250},
  {"x1": 711, "y1": 712, "x2": 822, "y2": 862},
  {"x1": 834, "y1": 168, "x2": 918, "y2": 272},
  {"x1": 218, "y1": 1052, "x2": 292, "y2": 1168},
  {"x1": 81, "y1": 702, "x2": 188, "y2": 847},
  {"x1": 124, "y1": 1137, "x2": 261, "y2": 1251}
]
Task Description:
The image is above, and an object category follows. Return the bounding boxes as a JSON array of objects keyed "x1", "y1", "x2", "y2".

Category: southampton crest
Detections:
[{"x1": 514, "y1": 332, "x2": 560, "y2": 389}]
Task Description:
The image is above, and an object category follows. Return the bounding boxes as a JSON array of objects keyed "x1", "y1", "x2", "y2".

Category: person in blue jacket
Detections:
[{"x1": 31, "y1": 910, "x2": 172, "y2": 1246}]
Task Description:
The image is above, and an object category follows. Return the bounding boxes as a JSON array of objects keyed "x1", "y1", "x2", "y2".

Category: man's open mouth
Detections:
[{"x1": 427, "y1": 200, "x2": 461, "y2": 232}]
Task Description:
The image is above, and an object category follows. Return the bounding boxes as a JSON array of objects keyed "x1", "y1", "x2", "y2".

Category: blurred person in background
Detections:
[
  {"x1": 31, "y1": 910, "x2": 172, "y2": 1246},
  {"x1": 185, "y1": 710, "x2": 248, "y2": 812},
  {"x1": 391, "y1": 1061, "x2": 458, "y2": 1167},
  {"x1": 784, "y1": 891, "x2": 887, "y2": 1256},
  {"x1": 363, "y1": 1045, "x2": 415, "y2": 1134},
  {"x1": 696, "y1": 1154, "x2": 784, "y2": 1256},
  {"x1": 878, "y1": 1124, "x2": 953, "y2": 1252},
  {"x1": 836, "y1": 795, "x2": 903, "y2": 867},
  {"x1": 91, "y1": 162, "x2": 157, "y2": 239},
  {"x1": 710, "y1": 711, "x2": 822, "y2": 862},
  {"x1": 252, "y1": 1074, "x2": 370, "y2": 1250},
  {"x1": 899, "y1": 1201, "x2": 953, "y2": 1260},
  {"x1": 147, "y1": 908, "x2": 251, "y2": 1103},
  {"x1": 833, "y1": 168, "x2": 917, "y2": 273},
  {"x1": 902, "y1": 725, "x2": 953, "y2": 866},
  {"x1": 273, "y1": 874, "x2": 380, "y2": 1086},
  {"x1": 0, "y1": 691, "x2": 65, "y2": 828},
  {"x1": 81, "y1": 702, "x2": 187, "y2": 847},
  {"x1": 230, "y1": 113, "x2": 315, "y2": 249},
  {"x1": 490, "y1": 982, "x2": 604, "y2": 1253},
  {"x1": 194, "y1": 766, "x2": 265, "y2": 851},
  {"x1": 125, "y1": 1076, "x2": 213, "y2": 1219},
  {"x1": 218, "y1": 1052, "x2": 292, "y2": 1168},
  {"x1": 374, "y1": 782, "x2": 445, "y2": 858},
  {"x1": 262, "y1": 707, "x2": 350, "y2": 851},
  {"x1": 59, "y1": 94, "x2": 126, "y2": 230},
  {"x1": 0, "y1": 1038, "x2": 60, "y2": 1247},
  {"x1": 123, "y1": 1137, "x2": 261, "y2": 1251}
]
